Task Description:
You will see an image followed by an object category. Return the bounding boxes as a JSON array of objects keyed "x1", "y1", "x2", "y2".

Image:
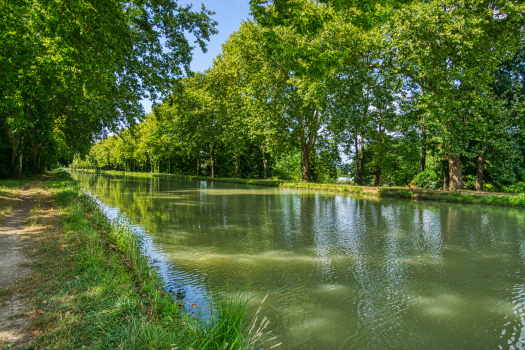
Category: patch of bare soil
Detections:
[{"x1": 0, "y1": 188, "x2": 34, "y2": 349}]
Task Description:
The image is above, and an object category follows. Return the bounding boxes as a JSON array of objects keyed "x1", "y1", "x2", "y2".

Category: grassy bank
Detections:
[
  {"x1": 70, "y1": 169, "x2": 525, "y2": 208},
  {"x1": 2, "y1": 171, "x2": 274, "y2": 349},
  {"x1": 379, "y1": 188, "x2": 525, "y2": 207}
]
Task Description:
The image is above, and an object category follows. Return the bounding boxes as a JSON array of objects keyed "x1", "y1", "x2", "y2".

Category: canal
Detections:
[{"x1": 70, "y1": 172, "x2": 525, "y2": 350}]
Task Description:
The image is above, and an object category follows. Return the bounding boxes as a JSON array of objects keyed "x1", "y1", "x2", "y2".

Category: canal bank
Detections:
[
  {"x1": 0, "y1": 171, "x2": 271, "y2": 350},
  {"x1": 70, "y1": 169, "x2": 525, "y2": 208}
]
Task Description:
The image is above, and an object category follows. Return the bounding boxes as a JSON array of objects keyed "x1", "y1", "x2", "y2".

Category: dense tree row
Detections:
[
  {"x1": 0, "y1": 0, "x2": 217, "y2": 178},
  {"x1": 72, "y1": 0, "x2": 523, "y2": 191}
]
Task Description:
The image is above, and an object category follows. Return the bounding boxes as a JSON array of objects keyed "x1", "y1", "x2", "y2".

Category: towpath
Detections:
[{"x1": 0, "y1": 187, "x2": 34, "y2": 348}]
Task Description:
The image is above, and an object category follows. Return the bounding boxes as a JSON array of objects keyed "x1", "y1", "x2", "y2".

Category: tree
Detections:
[
  {"x1": 0, "y1": 0, "x2": 217, "y2": 177},
  {"x1": 386, "y1": 0, "x2": 525, "y2": 190}
]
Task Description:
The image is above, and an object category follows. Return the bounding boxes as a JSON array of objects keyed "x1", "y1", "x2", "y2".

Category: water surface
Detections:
[{"x1": 70, "y1": 172, "x2": 525, "y2": 350}]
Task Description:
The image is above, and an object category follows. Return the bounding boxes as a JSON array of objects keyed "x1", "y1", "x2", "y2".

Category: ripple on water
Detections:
[{"x1": 72, "y1": 172, "x2": 525, "y2": 350}]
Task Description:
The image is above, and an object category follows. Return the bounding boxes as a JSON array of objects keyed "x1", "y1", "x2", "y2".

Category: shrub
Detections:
[
  {"x1": 463, "y1": 175, "x2": 476, "y2": 191},
  {"x1": 483, "y1": 183, "x2": 497, "y2": 192},
  {"x1": 501, "y1": 182, "x2": 525, "y2": 194},
  {"x1": 411, "y1": 169, "x2": 440, "y2": 189}
]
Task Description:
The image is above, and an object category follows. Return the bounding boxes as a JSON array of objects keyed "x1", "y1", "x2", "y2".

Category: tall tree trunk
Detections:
[
  {"x1": 354, "y1": 132, "x2": 360, "y2": 185},
  {"x1": 17, "y1": 152, "x2": 22, "y2": 178},
  {"x1": 374, "y1": 167, "x2": 381, "y2": 187},
  {"x1": 476, "y1": 151, "x2": 485, "y2": 192},
  {"x1": 210, "y1": 145, "x2": 216, "y2": 178},
  {"x1": 360, "y1": 129, "x2": 365, "y2": 185},
  {"x1": 421, "y1": 144, "x2": 426, "y2": 172},
  {"x1": 300, "y1": 139, "x2": 311, "y2": 182},
  {"x1": 179, "y1": 155, "x2": 183, "y2": 175},
  {"x1": 8, "y1": 131, "x2": 22, "y2": 178},
  {"x1": 36, "y1": 148, "x2": 43, "y2": 174},
  {"x1": 168, "y1": 157, "x2": 171, "y2": 174},
  {"x1": 420, "y1": 88, "x2": 426, "y2": 172},
  {"x1": 263, "y1": 152, "x2": 268, "y2": 179},
  {"x1": 196, "y1": 153, "x2": 201, "y2": 176},
  {"x1": 448, "y1": 154, "x2": 464, "y2": 190},
  {"x1": 235, "y1": 156, "x2": 240, "y2": 179},
  {"x1": 157, "y1": 159, "x2": 161, "y2": 173},
  {"x1": 375, "y1": 123, "x2": 383, "y2": 187}
]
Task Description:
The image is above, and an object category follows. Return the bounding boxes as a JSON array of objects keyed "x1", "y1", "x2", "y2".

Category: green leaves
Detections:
[{"x1": 0, "y1": 0, "x2": 217, "y2": 176}]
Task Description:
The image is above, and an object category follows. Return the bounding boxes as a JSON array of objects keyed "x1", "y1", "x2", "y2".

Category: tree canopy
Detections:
[
  {"x1": 20, "y1": 0, "x2": 524, "y2": 192},
  {"x1": 0, "y1": 0, "x2": 217, "y2": 177}
]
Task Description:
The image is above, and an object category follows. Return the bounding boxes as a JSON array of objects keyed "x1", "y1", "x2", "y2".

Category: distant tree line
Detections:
[{"x1": 72, "y1": 0, "x2": 525, "y2": 192}]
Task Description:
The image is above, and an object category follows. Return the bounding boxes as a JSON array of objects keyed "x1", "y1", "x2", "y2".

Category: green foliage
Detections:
[
  {"x1": 272, "y1": 152, "x2": 303, "y2": 182},
  {"x1": 70, "y1": 0, "x2": 525, "y2": 193},
  {"x1": 483, "y1": 183, "x2": 497, "y2": 193},
  {"x1": 0, "y1": 0, "x2": 217, "y2": 178},
  {"x1": 502, "y1": 182, "x2": 525, "y2": 194},
  {"x1": 411, "y1": 169, "x2": 440, "y2": 189}
]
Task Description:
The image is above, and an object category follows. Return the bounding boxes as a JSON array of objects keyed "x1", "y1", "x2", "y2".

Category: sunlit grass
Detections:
[{"x1": 0, "y1": 179, "x2": 30, "y2": 223}]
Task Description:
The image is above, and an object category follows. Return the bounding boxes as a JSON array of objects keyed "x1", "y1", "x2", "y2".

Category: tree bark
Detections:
[
  {"x1": 300, "y1": 139, "x2": 312, "y2": 182},
  {"x1": 354, "y1": 132, "x2": 360, "y2": 185},
  {"x1": 210, "y1": 145, "x2": 216, "y2": 178},
  {"x1": 360, "y1": 129, "x2": 365, "y2": 185},
  {"x1": 374, "y1": 167, "x2": 381, "y2": 187},
  {"x1": 448, "y1": 154, "x2": 464, "y2": 190},
  {"x1": 17, "y1": 153, "x2": 22, "y2": 178},
  {"x1": 168, "y1": 157, "x2": 171, "y2": 174},
  {"x1": 420, "y1": 88, "x2": 426, "y2": 172},
  {"x1": 8, "y1": 130, "x2": 22, "y2": 178},
  {"x1": 263, "y1": 152, "x2": 268, "y2": 179},
  {"x1": 235, "y1": 156, "x2": 240, "y2": 179},
  {"x1": 476, "y1": 151, "x2": 485, "y2": 192},
  {"x1": 179, "y1": 155, "x2": 183, "y2": 175},
  {"x1": 421, "y1": 146, "x2": 426, "y2": 172},
  {"x1": 196, "y1": 153, "x2": 201, "y2": 176},
  {"x1": 157, "y1": 159, "x2": 161, "y2": 173}
]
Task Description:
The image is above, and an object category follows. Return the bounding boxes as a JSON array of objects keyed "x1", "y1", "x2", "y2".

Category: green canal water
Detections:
[{"x1": 70, "y1": 172, "x2": 525, "y2": 350}]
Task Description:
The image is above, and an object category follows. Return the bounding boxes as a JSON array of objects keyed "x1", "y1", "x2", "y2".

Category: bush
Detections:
[
  {"x1": 272, "y1": 152, "x2": 302, "y2": 182},
  {"x1": 483, "y1": 183, "x2": 497, "y2": 192},
  {"x1": 463, "y1": 175, "x2": 476, "y2": 190},
  {"x1": 411, "y1": 169, "x2": 440, "y2": 189},
  {"x1": 501, "y1": 182, "x2": 525, "y2": 194}
]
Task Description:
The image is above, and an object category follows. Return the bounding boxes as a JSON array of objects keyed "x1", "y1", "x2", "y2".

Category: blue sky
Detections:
[{"x1": 141, "y1": 0, "x2": 252, "y2": 113}]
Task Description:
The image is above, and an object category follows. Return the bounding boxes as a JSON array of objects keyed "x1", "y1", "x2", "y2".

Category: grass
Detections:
[
  {"x1": 0, "y1": 179, "x2": 30, "y2": 223},
  {"x1": 379, "y1": 188, "x2": 525, "y2": 207},
  {"x1": 281, "y1": 182, "x2": 364, "y2": 193},
  {"x1": 189, "y1": 287, "x2": 280, "y2": 350},
  {"x1": 5, "y1": 170, "x2": 275, "y2": 350},
  {"x1": 69, "y1": 168, "x2": 525, "y2": 208}
]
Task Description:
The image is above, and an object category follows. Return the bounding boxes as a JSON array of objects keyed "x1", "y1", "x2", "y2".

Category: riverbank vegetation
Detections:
[
  {"x1": 69, "y1": 0, "x2": 525, "y2": 194},
  {"x1": 71, "y1": 169, "x2": 525, "y2": 208},
  {"x1": 0, "y1": 171, "x2": 275, "y2": 349}
]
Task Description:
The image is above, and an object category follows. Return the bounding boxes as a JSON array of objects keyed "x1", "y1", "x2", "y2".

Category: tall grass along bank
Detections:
[
  {"x1": 70, "y1": 169, "x2": 525, "y2": 208},
  {"x1": 3, "y1": 171, "x2": 277, "y2": 350}
]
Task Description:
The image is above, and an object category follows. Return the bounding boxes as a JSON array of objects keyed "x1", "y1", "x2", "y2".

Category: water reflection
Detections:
[{"x1": 71, "y1": 172, "x2": 525, "y2": 350}]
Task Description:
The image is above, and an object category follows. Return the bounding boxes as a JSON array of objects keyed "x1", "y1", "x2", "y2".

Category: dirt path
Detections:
[{"x1": 0, "y1": 187, "x2": 34, "y2": 348}]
